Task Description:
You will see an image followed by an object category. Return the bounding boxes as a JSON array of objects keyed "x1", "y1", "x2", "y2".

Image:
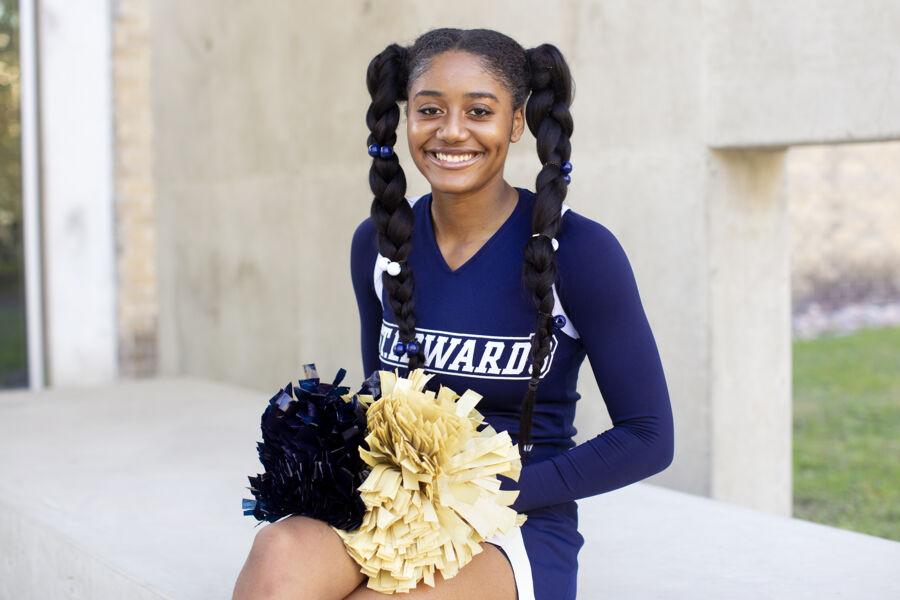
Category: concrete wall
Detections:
[
  {"x1": 704, "y1": 1, "x2": 900, "y2": 148},
  {"x1": 707, "y1": 149, "x2": 793, "y2": 513},
  {"x1": 701, "y1": 0, "x2": 900, "y2": 512},
  {"x1": 145, "y1": 0, "x2": 900, "y2": 513}
]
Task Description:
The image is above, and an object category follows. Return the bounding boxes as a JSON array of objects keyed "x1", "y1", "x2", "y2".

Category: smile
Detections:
[{"x1": 426, "y1": 151, "x2": 484, "y2": 169}]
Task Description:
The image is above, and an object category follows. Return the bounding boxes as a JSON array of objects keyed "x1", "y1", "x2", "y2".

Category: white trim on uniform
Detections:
[
  {"x1": 486, "y1": 525, "x2": 535, "y2": 600},
  {"x1": 551, "y1": 202, "x2": 579, "y2": 339}
]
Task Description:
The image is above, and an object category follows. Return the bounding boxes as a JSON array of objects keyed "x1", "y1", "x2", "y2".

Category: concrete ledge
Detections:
[
  {"x1": 577, "y1": 482, "x2": 899, "y2": 598},
  {"x1": 0, "y1": 377, "x2": 263, "y2": 599},
  {"x1": 1, "y1": 378, "x2": 898, "y2": 598},
  {"x1": 0, "y1": 508, "x2": 165, "y2": 599}
]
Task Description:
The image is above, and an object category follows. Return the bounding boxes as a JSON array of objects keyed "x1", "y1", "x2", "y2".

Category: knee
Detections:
[
  {"x1": 235, "y1": 516, "x2": 356, "y2": 600},
  {"x1": 250, "y1": 518, "x2": 309, "y2": 564},
  {"x1": 236, "y1": 520, "x2": 313, "y2": 596}
]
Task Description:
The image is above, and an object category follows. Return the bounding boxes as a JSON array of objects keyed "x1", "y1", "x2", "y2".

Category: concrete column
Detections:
[
  {"x1": 707, "y1": 149, "x2": 793, "y2": 515},
  {"x1": 39, "y1": 0, "x2": 117, "y2": 385}
]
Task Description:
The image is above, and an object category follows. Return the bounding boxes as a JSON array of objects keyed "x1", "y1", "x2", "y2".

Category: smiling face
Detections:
[{"x1": 406, "y1": 50, "x2": 525, "y2": 195}]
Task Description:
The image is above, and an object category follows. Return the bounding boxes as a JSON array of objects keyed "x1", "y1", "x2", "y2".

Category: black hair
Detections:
[{"x1": 364, "y1": 28, "x2": 574, "y2": 462}]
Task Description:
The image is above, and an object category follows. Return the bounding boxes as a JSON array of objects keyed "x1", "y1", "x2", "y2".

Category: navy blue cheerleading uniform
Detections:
[{"x1": 350, "y1": 186, "x2": 674, "y2": 600}]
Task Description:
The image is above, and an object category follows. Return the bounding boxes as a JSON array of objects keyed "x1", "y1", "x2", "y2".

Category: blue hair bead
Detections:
[
  {"x1": 553, "y1": 314, "x2": 567, "y2": 329},
  {"x1": 406, "y1": 340, "x2": 420, "y2": 354},
  {"x1": 379, "y1": 145, "x2": 394, "y2": 158},
  {"x1": 561, "y1": 160, "x2": 573, "y2": 174},
  {"x1": 393, "y1": 341, "x2": 407, "y2": 355},
  {"x1": 367, "y1": 143, "x2": 380, "y2": 157},
  {"x1": 563, "y1": 174, "x2": 572, "y2": 185}
]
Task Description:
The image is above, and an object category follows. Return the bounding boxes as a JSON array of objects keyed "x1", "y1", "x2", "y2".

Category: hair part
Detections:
[{"x1": 364, "y1": 28, "x2": 575, "y2": 462}]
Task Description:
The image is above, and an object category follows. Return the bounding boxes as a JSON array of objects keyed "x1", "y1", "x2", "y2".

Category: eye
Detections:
[
  {"x1": 470, "y1": 107, "x2": 493, "y2": 118},
  {"x1": 418, "y1": 107, "x2": 441, "y2": 116}
]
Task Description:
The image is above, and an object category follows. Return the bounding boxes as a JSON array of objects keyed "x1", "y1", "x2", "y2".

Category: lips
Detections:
[{"x1": 425, "y1": 150, "x2": 484, "y2": 170}]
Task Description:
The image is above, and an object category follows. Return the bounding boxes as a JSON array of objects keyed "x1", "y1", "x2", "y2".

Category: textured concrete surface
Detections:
[
  {"x1": 0, "y1": 378, "x2": 261, "y2": 598},
  {"x1": 2, "y1": 378, "x2": 898, "y2": 598},
  {"x1": 704, "y1": 2, "x2": 900, "y2": 147},
  {"x1": 578, "y1": 481, "x2": 900, "y2": 599}
]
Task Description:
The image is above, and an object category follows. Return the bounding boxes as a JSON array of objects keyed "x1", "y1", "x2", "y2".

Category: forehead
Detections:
[{"x1": 409, "y1": 51, "x2": 509, "y2": 99}]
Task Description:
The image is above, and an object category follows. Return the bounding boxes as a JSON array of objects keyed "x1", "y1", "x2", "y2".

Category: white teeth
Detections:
[{"x1": 435, "y1": 152, "x2": 476, "y2": 163}]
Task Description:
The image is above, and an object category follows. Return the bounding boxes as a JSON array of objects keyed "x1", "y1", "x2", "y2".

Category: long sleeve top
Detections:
[{"x1": 350, "y1": 187, "x2": 674, "y2": 513}]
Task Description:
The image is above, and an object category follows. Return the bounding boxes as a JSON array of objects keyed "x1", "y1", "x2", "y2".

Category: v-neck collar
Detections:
[{"x1": 424, "y1": 187, "x2": 527, "y2": 276}]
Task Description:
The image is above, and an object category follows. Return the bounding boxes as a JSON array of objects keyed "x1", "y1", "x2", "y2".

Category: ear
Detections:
[{"x1": 510, "y1": 106, "x2": 525, "y2": 143}]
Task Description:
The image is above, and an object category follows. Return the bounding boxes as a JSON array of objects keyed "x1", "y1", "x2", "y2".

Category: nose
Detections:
[{"x1": 436, "y1": 111, "x2": 469, "y2": 143}]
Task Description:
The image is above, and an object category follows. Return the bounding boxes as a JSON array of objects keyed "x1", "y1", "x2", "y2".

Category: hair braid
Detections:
[
  {"x1": 363, "y1": 31, "x2": 575, "y2": 459},
  {"x1": 365, "y1": 44, "x2": 424, "y2": 370},
  {"x1": 518, "y1": 43, "x2": 575, "y2": 461}
]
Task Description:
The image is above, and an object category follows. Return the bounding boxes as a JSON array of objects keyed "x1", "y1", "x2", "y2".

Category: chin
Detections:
[
  {"x1": 419, "y1": 166, "x2": 496, "y2": 195},
  {"x1": 426, "y1": 176, "x2": 486, "y2": 195}
]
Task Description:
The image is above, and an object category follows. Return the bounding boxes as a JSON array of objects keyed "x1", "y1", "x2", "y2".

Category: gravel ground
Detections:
[{"x1": 793, "y1": 300, "x2": 900, "y2": 340}]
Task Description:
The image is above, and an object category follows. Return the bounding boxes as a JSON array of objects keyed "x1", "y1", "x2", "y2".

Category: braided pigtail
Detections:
[
  {"x1": 517, "y1": 43, "x2": 575, "y2": 461},
  {"x1": 365, "y1": 44, "x2": 424, "y2": 371}
]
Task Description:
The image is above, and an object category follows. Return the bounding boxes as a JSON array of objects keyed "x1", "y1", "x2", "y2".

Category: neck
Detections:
[{"x1": 430, "y1": 177, "x2": 518, "y2": 243}]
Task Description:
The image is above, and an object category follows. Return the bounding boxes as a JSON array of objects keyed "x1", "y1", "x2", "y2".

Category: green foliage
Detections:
[
  {"x1": 793, "y1": 325, "x2": 900, "y2": 541},
  {"x1": 0, "y1": 0, "x2": 25, "y2": 389},
  {"x1": 0, "y1": 0, "x2": 22, "y2": 278},
  {"x1": 0, "y1": 280, "x2": 26, "y2": 373}
]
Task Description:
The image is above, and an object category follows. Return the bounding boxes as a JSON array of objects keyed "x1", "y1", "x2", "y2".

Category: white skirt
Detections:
[{"x1": 485, "y1": 525, "x2": 535, "y2": 600}]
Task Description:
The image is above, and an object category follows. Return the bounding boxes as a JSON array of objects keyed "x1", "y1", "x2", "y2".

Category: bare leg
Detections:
[
  {"x1": 342, "y1": 543, "x2": 516, "y2": 600},
  {"x1": 232, "y1": 515, "x2": 366, "y2": 600}
]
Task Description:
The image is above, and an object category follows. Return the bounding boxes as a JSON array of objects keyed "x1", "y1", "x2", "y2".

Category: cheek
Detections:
[
  {"x1": 481, "y1": 127, "x2": 511, "y2": 153},
  {"x1": 406, "y1": 119, "x2": 431, "y2": 144}
]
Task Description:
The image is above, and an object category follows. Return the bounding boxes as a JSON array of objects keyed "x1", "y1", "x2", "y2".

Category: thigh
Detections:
[
  {"x1": 342, "y1": 543, "x2": 516, "y2": 600},
  {"x1": 233, "y1": 515, "x2": 366, "y2": 600}
]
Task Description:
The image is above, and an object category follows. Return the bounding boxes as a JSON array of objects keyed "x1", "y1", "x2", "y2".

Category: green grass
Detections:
[
  {"x1": 793, "y1": 324, "x2": 900, "y2": 541},
  {"x1": 0, "y1": 276, "x2": 28, "y2": 387}
]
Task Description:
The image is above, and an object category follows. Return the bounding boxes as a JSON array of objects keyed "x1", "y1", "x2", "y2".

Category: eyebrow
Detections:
[{"x1": 413, "y1": 90, "x2": 499, "y2": 102}]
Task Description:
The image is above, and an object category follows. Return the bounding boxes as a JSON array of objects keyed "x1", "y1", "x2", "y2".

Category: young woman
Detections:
[{"x1": 233, "y1": 28, "x2": 674, "y2": 600}]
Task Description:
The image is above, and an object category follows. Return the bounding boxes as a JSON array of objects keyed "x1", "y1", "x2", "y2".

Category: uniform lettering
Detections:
[
  {"x1": 379, "y1": 320, "x2": 558, "y2": 381},
  {"x1": 448, "y1": 339, "x2": 477, "y2": 373},
  {"x1": 474, "y1": 341, "x2": 505, "y2": 375}
]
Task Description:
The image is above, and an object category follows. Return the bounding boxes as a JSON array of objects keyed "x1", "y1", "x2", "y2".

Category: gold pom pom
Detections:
[{"x1": 333, "y1": 368, "x2": 527, "y2": 594}]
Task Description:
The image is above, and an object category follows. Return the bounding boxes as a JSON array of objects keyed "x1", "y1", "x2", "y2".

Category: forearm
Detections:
[{"x1": 505, "y1": 414, "x2": 674, "y2": 512}]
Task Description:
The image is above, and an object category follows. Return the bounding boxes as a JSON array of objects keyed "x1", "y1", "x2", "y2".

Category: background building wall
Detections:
[{"x1": 117, "y1": 2, "x2": 900, "y2": 377}]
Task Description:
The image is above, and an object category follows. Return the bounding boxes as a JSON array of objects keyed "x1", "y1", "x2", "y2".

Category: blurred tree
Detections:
[
  {"x1": 0, "y1": 0, "x2": 26, "y2": 389},
  {"x1": 0, "y1": 0, "x2": 22, "y2": 279}
]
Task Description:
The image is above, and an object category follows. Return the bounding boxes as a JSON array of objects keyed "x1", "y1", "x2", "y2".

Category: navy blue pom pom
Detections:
[
  {"x1": 368, "y1": 143, "x2": 380, "y2": 157},
  {"x1": 405, "y1": 340, "x2": 420, "y2": 354},
  {"x1": 393, "y1": 341, "x2": 407, "y2": 355},
  {"x1": 553, "y1": 314, "x2": 567, "y2": 329},
  {"x1": 561, "y1": 160, "x2": 573, "y2": 174},
  {"x1": 243, "y1": 363, "x2": 374, "y2": 530},
  {"x1": 379, "y1": 144, "x2": 394, "y2": 158}
]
